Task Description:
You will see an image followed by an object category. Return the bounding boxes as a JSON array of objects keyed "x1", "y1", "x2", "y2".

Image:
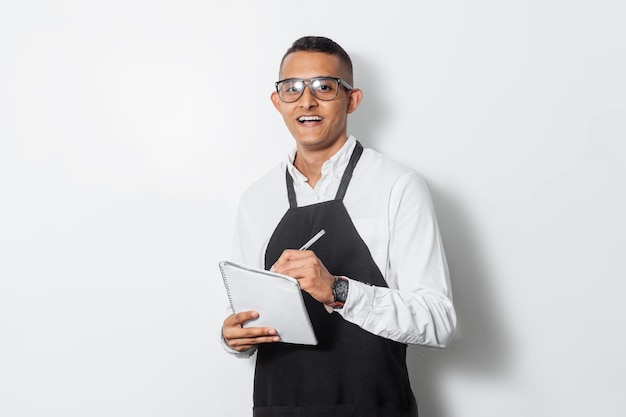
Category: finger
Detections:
[
  {"x1": 272, "y1": 252, "x2": 318, "y2": 275},
  {"x1": 224, "y1": 327, "x2": 277, "y2": 347},
  {"x1": 229, "y1": 333, "x2": 282, "y2": 349},
  {"x1": 230, "y1": 336, "x2": 279, "y2": 352},
  {"x1": 223, "y1": 315, "x2": 278, "y2": 337},
  {"x1": 280, "y1": 259, "x2": 322, "y2": 279},
  {"x1": 271, "y1": 249, "x2": 313, "y2": 271},
  {"x1": 223, "y1": 327, "x2": 281, "y2": 351},
  {"x1": 224, "y1": 310, "x2": 259, "y2": 327},
  {"x1": 223, "y1": 324, "x2": 277, "y2": 339}
]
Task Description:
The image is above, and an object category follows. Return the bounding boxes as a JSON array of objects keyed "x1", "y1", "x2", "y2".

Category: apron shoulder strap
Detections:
[
  {"x1": 335, "y1": 141, "x2": 364, "y2": 201},
  {"x1": 285, "y1": 169, "x2": 297, "y2": 208}
]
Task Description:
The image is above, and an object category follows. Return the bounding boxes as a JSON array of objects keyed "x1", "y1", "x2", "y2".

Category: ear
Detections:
[
  {"x1": 346, "y1": 88, "x2": 362, "y2": 114},
  {"x1": 271, "y1": 91, "x2": 282, "y2": 112}
]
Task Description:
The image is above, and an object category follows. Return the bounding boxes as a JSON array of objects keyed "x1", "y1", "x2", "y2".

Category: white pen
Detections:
[{"x1": 299, "y1": 229, "x2": 326, "y2": 250}]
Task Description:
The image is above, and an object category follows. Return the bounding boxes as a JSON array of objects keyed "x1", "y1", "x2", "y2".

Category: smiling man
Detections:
[{"x1": 221, "y1": 36, "x2": 456, "y2": 417}]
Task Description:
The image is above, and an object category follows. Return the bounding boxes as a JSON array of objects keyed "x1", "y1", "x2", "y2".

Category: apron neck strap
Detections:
[
  {"x1": 285, "y1": 141, "x2": 364, "y2": 208},
  {"x1": 335, "y1": 140, "x2": 364, "y2": 201}
]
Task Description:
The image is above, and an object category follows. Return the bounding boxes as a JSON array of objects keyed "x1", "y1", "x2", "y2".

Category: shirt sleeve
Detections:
[
  {"x1": 336, "y1": 173, "x2": 456, "y2": 347},
  {"x1": 219, "y1": 199, "x2": 260, "y2": 358}
]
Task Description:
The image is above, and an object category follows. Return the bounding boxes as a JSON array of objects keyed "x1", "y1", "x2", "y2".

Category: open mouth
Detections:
[{"x1": 298, "y1": 116, "x2": 322, "y2": 123}]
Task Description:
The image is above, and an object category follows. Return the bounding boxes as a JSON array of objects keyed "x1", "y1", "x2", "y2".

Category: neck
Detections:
[
  {"x1": 293, "y1": 138, "x2": 347, "y2": 189},
  {"x1": 293, "y1": 153, "x2": 324, "y2": 189}
]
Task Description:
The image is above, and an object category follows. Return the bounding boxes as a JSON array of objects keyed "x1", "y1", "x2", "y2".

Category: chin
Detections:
[{"x1": 295, "y1": 138, "x2": 329, "y2": 149}]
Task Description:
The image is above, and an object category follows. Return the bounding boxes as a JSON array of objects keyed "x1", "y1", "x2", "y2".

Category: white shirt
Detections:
[{"x1": 222, "y1": 136, "x2": 456, "y2": 356}]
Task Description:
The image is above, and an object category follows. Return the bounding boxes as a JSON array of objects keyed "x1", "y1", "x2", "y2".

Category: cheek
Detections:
[{"x1": 329, "y1": 113, "x2": 349, "y2": 130}]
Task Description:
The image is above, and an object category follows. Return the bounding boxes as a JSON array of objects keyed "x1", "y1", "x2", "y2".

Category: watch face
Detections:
[{"x1": 333, "y1": 278, "x2": 349, "y2": 303}]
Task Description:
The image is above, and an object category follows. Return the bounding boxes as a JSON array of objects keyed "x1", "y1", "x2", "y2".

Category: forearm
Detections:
[{"x1": 336, "y1": 279, "x2": 456, "y2": 347}]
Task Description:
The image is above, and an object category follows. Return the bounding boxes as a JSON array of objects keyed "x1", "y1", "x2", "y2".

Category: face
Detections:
[{"x1": 271, "y1": 51, "x2": 362, "y2": 154}]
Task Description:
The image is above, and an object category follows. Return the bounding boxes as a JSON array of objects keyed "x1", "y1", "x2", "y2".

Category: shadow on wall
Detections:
[
  {"x1": 348, "y1": 54, "x2": 511, "y2": 416},
  {"x1": 407, "y1": 186, "x2": 511, "y2": 417},
  {"x1": 347, "y1": 54, "x2": 388, "y2": 150}
]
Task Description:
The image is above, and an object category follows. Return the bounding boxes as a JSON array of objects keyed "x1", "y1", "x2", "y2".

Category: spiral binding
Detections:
[{"x1": 218, "y1": 261, "x2": 236, "y2": 314}]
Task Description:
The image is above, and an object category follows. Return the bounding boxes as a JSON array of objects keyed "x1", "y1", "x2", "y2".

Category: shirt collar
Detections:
[{"x1": 285, "y1": 136, "x2": 358, "y2": 186}]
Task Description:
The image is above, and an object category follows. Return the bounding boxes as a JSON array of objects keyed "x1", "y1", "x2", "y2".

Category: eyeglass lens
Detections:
[{"x1": 277, "y1": 78, "x2": 340, "y2": 102}]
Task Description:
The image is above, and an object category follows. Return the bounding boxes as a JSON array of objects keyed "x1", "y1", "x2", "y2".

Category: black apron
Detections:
[{"x1": 255, "y1": 142, "x2": 417, "y2": 417}]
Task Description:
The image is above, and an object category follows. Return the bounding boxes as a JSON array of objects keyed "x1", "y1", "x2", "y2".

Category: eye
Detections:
[
  {"x1": 289, "y1": 81, "x2": 305, "y2": 92},
  {"x1": 281, "y1": 80, "x2": 304, "y2": 94},
  {"x1": 313, "y1": 79, "x2": 336, "y2": 92}
]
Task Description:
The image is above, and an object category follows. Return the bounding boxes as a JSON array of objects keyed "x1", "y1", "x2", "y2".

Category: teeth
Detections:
[{"x1": 298, "y1": 116, "x2": 321, "y2": 122}]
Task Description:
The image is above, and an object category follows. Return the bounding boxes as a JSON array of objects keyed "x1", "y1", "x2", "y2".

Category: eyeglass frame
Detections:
[{"x1": 274, "y1": 77, "x2": 354, "y2": 103}]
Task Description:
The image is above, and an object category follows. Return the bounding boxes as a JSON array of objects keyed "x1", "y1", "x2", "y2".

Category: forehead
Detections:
[{"x1": 280, "y1": 51, "x2": 343, "y2": 79}]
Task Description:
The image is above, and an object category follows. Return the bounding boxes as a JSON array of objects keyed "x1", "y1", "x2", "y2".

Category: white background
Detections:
[{"x1": 1, "y1": 1, "x2": 625, "y2": 416}]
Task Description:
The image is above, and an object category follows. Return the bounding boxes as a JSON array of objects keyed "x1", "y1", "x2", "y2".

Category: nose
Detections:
[{"x1": 298, "y1": 84, "x2": 318, "y2": 108}]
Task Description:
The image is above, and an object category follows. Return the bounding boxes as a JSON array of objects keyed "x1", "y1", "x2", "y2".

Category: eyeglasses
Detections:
[{"x1": 275, "y1": 77, "x2": 353, "y2": 103}]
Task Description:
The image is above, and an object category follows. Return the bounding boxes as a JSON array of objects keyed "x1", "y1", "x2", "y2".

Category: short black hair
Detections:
[{"x1": 279, "y1": 36, "x2": 354, "y2": 85}]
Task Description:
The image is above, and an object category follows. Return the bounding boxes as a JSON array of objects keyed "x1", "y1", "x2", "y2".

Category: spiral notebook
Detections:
[{"x1": 219, "y1": 260, "x2": 317, "y2": 345}]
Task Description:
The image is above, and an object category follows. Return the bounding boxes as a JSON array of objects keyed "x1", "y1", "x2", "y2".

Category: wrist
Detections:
[{"x1": 328, "y1": 276, "x2": 349, "y2": 309}]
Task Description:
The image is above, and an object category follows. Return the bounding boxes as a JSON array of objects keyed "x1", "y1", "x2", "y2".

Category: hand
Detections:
[
  {"x1": 271, "y1": 249, "x2": 335, "y2": 305},
  {"x1": 222, "y1": 311, "x2": 280, "y2": 352}
]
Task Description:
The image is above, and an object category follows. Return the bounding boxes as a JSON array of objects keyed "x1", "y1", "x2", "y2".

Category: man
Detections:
[{"x1": 221, "y1": 36, "x2": 456, "y2": 417}]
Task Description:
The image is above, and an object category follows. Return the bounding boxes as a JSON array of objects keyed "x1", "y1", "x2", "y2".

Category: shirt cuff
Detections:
[{"x1": 333, "y1": 278, "x2": 373, "y2": 323}]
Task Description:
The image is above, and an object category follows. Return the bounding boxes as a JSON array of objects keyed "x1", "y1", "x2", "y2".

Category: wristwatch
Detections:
[{"x1": 330, "y1": 276, "x2": 349, "y2": 309}]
